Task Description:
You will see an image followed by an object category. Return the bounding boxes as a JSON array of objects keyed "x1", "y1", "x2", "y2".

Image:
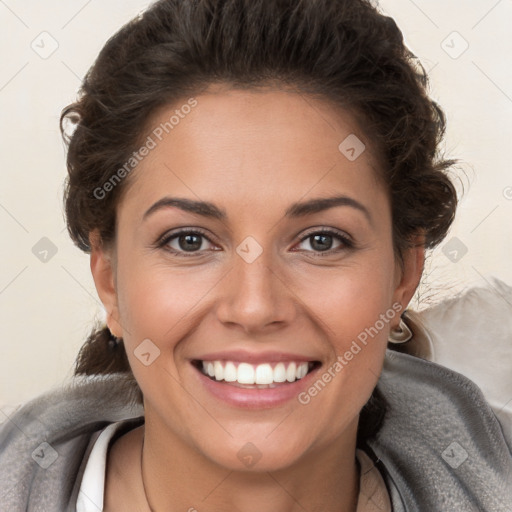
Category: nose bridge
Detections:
[
  {"x1": 216, "y1": 235, "x2": 293, "y2": 330},
  {"x1": 236, "y1": 242, "x2": 274, "y2": 297}
]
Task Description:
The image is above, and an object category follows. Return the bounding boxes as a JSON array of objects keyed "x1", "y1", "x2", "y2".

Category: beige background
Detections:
[{"x1": 1, "y1": 0, "x2": 511, "y2": 409}]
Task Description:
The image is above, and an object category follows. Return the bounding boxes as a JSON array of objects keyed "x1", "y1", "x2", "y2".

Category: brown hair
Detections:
[{"x1": 62, "y1": 0, "x2": 458, "y2": 445}]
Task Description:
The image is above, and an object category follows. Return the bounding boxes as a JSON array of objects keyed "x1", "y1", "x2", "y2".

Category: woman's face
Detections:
[{"x1": 92, "y1": 86, "x2": 423, "y2": 472}]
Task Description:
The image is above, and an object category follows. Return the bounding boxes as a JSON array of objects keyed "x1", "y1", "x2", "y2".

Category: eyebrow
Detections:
[{"x1": 142, "y1": 195, "x2": 373, "y2": 225}]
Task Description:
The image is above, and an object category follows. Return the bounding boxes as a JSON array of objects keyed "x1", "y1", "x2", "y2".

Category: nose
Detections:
[{"x1": 215, "y1": 247, "x2": 297, "y2": 334}]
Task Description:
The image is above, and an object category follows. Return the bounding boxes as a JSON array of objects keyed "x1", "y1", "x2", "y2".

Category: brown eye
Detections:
[
  {"x1": 294, "y1": 229, "x2": 354, "y2": 255},
  {"x1": 158, "y1": 229, "x2": 216, "y2": 257}
]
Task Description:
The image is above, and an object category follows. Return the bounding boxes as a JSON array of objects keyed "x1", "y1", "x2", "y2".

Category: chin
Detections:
[{"x1": 198, "y1": 434, "x2": 309, "y2": 473}]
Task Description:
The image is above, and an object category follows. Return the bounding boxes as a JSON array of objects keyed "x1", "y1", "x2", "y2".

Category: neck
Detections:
[{"x1": 139, "y1": 414, "x2": 360, "y2": 512}]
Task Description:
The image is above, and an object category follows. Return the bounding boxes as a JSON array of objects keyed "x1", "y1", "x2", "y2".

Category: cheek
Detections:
[
  {"x1": 298, "y1": 249, "x2": 396, "y2": 392},
  {"x1": 301, "y1": 252, "x2": 395, "y2": 339},
  {"x1": 332, "y1": 272, "x2": 394, "y2": 344},
  {"x1": 295, "y1": 265, "x2": 395, "y2": 431},
  {"x1": 115, "y1": 254, "x2": 223, "y2": 346}
]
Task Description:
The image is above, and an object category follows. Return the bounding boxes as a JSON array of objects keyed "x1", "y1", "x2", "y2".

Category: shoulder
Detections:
[
  {"x1": 385, "y1": 277, "x2": 512, "y2": 443},
  {"x1": 416, "y1": 277, "x2": 512, "y2": 437},
  {"x1": 0, "y1": 373, "x2": 144, "y2": 511},
  {"x1": 370, "y1": 350, "x2": 512, "y2": 511}
]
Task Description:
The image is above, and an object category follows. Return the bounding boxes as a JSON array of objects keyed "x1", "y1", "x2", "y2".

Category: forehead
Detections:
[{"x1": 118, "y1": 87, "x2": 387, "y2": 224}]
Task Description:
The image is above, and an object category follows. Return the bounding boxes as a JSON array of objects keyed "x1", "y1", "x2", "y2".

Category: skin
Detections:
[{"x1": 90, "y1": 85, "x2": 424, "y2": 512}]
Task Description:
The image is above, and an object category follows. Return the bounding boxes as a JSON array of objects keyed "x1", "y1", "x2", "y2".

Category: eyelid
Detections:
[
  {"x1": 155, "y1": 227, "x2": 217, "y2": 257},
  {"x1": 297, "y1": 226, "x2": 353, "y2": 245},
  {"x1": 292, "y1": 227, "x2": 354, "y2": 254},
  {"x1": 155, "y1": 227, "x2": 213, "y2": 247}
]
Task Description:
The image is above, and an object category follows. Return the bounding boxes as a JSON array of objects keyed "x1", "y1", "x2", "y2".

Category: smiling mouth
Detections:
[{"x1": 192, "y1": 360, "x2": 321, "y2": 388}]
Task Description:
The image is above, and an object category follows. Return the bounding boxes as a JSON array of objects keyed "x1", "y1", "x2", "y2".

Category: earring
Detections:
[
  {"x1": 388, "y1": 316, "x2": 413, "y2": 344},
  {"x1": 106, "y1": 327, "x2": 121, "y2": 349}
]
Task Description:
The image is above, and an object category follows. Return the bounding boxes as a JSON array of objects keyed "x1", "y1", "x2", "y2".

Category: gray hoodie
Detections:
[{"x1": 1, "y1": 350, "x2": 511, "y2": 511}]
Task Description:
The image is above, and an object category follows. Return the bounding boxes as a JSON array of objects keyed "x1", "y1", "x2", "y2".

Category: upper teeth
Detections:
[{"x1": 201, "y1": 361, "x2": 310, "y2": 385}]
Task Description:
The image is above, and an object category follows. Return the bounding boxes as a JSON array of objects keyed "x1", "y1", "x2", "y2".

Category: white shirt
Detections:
[
  {"x1": 76, "y1": 422, "x2": 391, "y2": 512},
  {"x1": 76, "y1": 421, "x2": 128, "y2": 512}
]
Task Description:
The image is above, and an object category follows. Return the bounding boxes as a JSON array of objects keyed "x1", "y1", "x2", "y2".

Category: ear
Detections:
[
  {"x1": 391, "y1": 232, "x2": 425, "y2": 324},
  {"x1": 89, "y1": 229, "x2": 123, "y2": 338}
]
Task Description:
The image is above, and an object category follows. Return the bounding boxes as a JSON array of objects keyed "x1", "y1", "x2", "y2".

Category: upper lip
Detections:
[{"x1": 192, "y1": 350, "x2": 320, "y2": 364}]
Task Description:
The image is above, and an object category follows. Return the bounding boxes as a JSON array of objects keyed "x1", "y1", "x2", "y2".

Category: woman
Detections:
[{"x1": 1, "y1": 0, "x2": 511, "y2": 510}]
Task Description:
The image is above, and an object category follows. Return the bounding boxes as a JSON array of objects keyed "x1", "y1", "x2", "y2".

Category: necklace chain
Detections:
[
  {"x1": 140, "y1": 433, "x2": 360, "y2": 512},
  {"x1": 141, "y1": 435, "x2": 156, "y2": 512}
]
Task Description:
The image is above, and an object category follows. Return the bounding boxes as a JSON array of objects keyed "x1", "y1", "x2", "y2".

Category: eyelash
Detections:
[{"x1": 155, "y1": 227, "x2": 354, "y2": 258}]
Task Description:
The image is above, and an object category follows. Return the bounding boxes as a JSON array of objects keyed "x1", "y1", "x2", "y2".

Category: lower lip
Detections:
[{"x1": 192, "y1": 363, "x2": 321, "y2": 409}]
